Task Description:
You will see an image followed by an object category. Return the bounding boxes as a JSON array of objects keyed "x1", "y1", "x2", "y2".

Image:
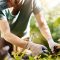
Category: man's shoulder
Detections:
[{"x1": 0, "y1": 0, "x2": 8, "y2": 10}]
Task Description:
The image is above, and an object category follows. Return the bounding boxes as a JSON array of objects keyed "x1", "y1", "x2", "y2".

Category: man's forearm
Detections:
[
  {"x1": 40, "y1": 22, "x2": 53, "y2": 40},
  {"x1": 3, "y1": 32, "x2": 28, "y2": 48},
  {"x1": 34, "y1": 12, "x2": 53, "y2": 41},
  {"x1": 0, "y1": 20, "x2": 28, "y2": 48}
]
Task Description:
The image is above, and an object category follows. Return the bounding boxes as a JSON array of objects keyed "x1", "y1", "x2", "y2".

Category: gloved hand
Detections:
[
  {"x1": 48, "y1": 39, "x2": 60, "y2": 53},
  {"x1": 27, "y1": 42, "x2": 47, "y2": 56}
]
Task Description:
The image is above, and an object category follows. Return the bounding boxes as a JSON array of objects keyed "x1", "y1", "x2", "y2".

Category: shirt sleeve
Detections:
[
  {"x1": 33, "y1": 0, "x2": 42, "y2": 14},
  {"x1": 4, "y1": 9, "x2": 15, "y2": 24},
  {"x1": 0, "y1": 0, "x2": 8, "y2": 10},
  {"x1": 0, "y1": 10, "x2": 7, "y2": 20},
  {"x1": 0, "y1": 9, "x2": 15, "y2": 24}
]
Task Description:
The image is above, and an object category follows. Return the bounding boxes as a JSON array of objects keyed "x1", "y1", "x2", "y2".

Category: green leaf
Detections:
[
  {"x1": 53, "y1": 17, "x2": 60, "y2": 27},
  {"x1": 29, "y1": 56, "x2": 35, "y2": 60}
]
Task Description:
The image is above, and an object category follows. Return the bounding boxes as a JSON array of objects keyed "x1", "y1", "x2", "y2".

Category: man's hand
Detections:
[
  {"x1": 48, "y1": 39, "x2": 60, "y2": 53},
  {"x1": 27, "y1": 42, "x2": 47, "y2": 56}
]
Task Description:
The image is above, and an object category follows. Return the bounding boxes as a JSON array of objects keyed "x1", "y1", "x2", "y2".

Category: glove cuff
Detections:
[{"x1": 26, "y1": 42, "x2": 34, "y2": 49}]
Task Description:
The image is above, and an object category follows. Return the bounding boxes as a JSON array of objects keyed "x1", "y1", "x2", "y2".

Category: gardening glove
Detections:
[
  {"x1": 27, "y1": 42, "x2": 47, "y2": 56},
  {"x1": 48, "y1": 39, "x2": 60, "y2": 53}
]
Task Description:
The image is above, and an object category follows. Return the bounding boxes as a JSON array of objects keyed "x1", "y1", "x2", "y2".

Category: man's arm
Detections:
[
  {"x1": 0, "y1": 20, "x2": 28, "y2": 48},
  {"x1": 33, "y1": 0, "x2": 53, "y2": 42},
  {"x1": 0, "y1": 20, "x2": 47, "y2": 56},
  {"x1": 34, "y1": 12, "x2": 53, "y2": 41},
  {"x1": 33, "y1": 0, "x2": 60, "y2": 53},
  {"x1": 34, "y1": 10, "x2": 60, "y2": 53}
]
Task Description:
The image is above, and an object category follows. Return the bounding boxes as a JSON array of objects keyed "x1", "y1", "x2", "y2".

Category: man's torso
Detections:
[{"x1": 0, "y1": 0, "x2": 41, "y2": 37}]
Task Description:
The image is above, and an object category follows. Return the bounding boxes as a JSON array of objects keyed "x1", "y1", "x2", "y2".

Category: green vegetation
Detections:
[
  {"x1": 30, "y1": 16, "x2": 60, "y2": 45},
  {"x1": 30, "y1": 16, "x2": 60, "y2": 60},
  {"x1": 5, "y1": 51, "x2": 60, "y2": 60}
]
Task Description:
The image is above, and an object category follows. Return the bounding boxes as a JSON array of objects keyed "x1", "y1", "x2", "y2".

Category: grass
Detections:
[{"x1": 7, "y1": 51, "x2": 60, "y2": 60}]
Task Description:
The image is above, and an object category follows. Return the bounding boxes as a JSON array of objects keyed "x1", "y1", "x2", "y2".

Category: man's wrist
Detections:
[
  {"x1": 47, "y1": 38, "x2": 54, "y2": 45},
  {"x1": 26, "y1": 41, "x2": 34, "y2": 49}
]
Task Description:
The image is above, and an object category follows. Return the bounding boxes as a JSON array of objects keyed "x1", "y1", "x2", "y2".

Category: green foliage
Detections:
[
  {"x1": 29, "y1": 56, "x2": 35, "y2": 60},
  {"x1": 53, "y1": 17, "x2": 60, "y2": 27},
  {"x1": 30, "y1": 16, "x2": 40, "y2": 32},
  {"x1": 47, "y1": 17, "x2": 60, "y2": 41},
  {"x1": 11, "y1": 51, "x2": 60, "y2": 60},
  {"x1": 12, "y1": 52, "x2": 22, "y2": 60},
  {"x1": 30, "y1": 16, "x2": 60, "y2": 44}
]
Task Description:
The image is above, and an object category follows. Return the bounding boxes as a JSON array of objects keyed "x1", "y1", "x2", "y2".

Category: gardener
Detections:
[{"x1": 0, "y1": 0, "x2": 60, "y2": 56}]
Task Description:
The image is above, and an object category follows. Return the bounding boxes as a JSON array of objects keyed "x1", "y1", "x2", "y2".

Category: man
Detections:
[{"x1": 0, "y1": 0, "x2": 60, "y2": 56}]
